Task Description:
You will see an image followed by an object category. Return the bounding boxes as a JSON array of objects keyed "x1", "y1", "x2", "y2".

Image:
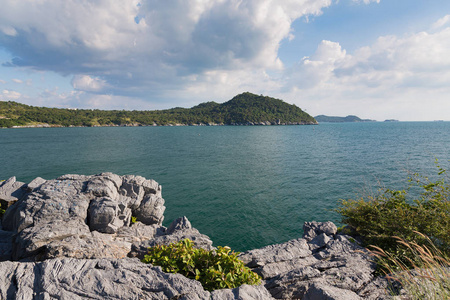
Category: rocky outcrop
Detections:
[
  {"x1": 239, "y1": 221, "x2": 393, "y2": 299},
  {"x1": 0, "y1": 174, "x2": 397, "y2": 299}
]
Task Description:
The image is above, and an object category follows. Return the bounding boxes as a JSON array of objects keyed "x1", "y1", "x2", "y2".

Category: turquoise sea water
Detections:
[{"x1": 1, "y1": 122, "x2": 449, "y2": 251}]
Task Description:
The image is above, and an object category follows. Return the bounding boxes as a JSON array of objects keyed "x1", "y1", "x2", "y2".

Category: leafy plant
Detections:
[
  {"x1": 371, "y1": 232, "x2": 450, "y2": 299},
  {"x1": 141, "y1": 239, "x2": 261, "y2": 291},
  {"x1": 335, "y1": 161, "x2": 450, "y2": 269}
]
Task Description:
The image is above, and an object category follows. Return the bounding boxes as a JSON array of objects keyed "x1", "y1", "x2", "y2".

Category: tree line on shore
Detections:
[{"x1": 0, "y1": 92, "x2": 317, "y2": 128}]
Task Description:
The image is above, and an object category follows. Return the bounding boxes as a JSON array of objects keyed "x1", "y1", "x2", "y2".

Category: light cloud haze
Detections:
[{"x1": 0, "y1": 0, "x2": 449, "y2": 121}]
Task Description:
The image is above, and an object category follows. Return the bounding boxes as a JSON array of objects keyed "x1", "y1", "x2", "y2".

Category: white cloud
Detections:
[
  {"x1": 353, "y1": 0, "x2": 381, "y2": 4},
  {"x1": 1, "y1": 89, "x2": 21, "y2": 100},
  {"x1": 0, "y1": 0, "x2": 332, "y2": 99},
  {"x1": 0, "y1": 79, "x2": 6, "y2": 84},
  {"x1": 12, "y1": 78, "x2": 23, "y2": 84},
  {"x1": 279, "y1": 22, "x2": 450, "y2": 121},
  {"x1": 431, "y1": 15, "x2": 450, "y2": 30},
  {"x1": 71, "y1": 75, "x2": 107, "y2": 92}
]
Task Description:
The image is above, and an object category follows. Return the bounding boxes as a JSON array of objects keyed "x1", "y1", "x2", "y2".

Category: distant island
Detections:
[
  {"x1": 0, "y1": 92, "x2": 317, "y2": 128},
  {"x1": 314, "y1": 115, "x2": 376, "y2": 123}
]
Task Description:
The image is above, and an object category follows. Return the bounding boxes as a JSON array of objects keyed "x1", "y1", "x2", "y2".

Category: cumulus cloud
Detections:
[
  {"x1": 0, "y1": 0, "x2": 332, "y2": 99},
  {"x1": 1, "y1": 89, "x2": 21, "y2": 100},
  {"x1": 280, "y1": 20, "x2": 450, "y2": 120},
  {"x1": 71, "y1": 75, "x2": 108, "y2": 92}
]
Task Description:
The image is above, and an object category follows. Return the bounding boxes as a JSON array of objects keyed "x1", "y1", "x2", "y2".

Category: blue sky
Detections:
[{"x1": 1, "y1": 0, "x2": 450, "y2": 121}]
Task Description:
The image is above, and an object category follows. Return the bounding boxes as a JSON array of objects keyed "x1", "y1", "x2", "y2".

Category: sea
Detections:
[{"x1": 1, "y1": 122, "x2": 449, "y2": 252}]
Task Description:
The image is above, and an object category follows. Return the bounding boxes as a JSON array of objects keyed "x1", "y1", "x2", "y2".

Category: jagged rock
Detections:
[
  {"x1": 303, "y1": 282, "x2": 361, "y2": 300},
  {"x1": 129, "y1": 217, "x2": 214, "y2": 259},
  {"x1": 308, "y1": 233, "x2": 332, "y2": 251},
  {"x1": 0, "y1": 175, "x2": 395, "y2": 299},
  {"x1": 12, "y1": 219, "x2": 91, "y2": 260},
  {"x1": 240, "y1": 238, "x2": 311, "y2": 268},
  {"x1": 0, "y1": 177, "x2": 26, "y2": 207},
  {"x1": 25, "y1": 177, "x2": 46, "y2": 192},
  {"x1": 210, "y1": 284, "x2": 276, "y2": 299},
  {"x1": 0, "y1": 258, "x2": 211, "y2": 299},
  {"x1": 303, "y1": 221, "x2": 337, "y2": 242},
  {"x1": 2, "y1": 178, "x2": 90, "y2": 232},
  {"x1": 88, "y1": 197, "x2": 131, "y2": 233},
  {"x1": 166, "y1": 216, "x2": 192, "y2": 234},
  {"x1": 134, "y1": 194, "x2": 165, "y2": 225}
]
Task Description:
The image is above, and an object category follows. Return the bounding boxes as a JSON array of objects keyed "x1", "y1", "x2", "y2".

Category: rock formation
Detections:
[{"x1": 0, "y1": 174, "x2": 397, "y2": 299}]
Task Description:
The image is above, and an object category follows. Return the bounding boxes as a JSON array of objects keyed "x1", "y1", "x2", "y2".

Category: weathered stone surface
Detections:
[
  {"x1": 0, "y1": 175, "x2": 397, "y2": 299},
  {"x1": 211, "y1": 284, "x2": 276, "y2": 300},
  {"x1": 240, "y1": 238, "x2": 311, "y2": 269},
  {"x1": 134, "y1": 194, "x2": 165, "y2": 225},
  {"x1": 25, "y1": 177, "x2": 46, "y2": 192},
  {"x1": 0, "y1": 177, "x2": 26, "y2": 205},
  {"x1": 303, "y1": 221, "x2": 337, "y2": 242},
  {"x1": 303, "y1": 282, "x2": 361, "y2": 300},
  {"x1": 166, "y1": 216, "x2": 192, "y2": 234},
  {"x1": 13, "y1": 219, "x2": 91, "y2": 260},
  {"x1": 308, "y1": 233, "x2": 332, "y2": 251},
  {"x1": 0, "y1": 258, "x2": 211, "y2": 300},
  {"x1": 130, "y1": 217, "x2": 214, "y2": 259},
  {"x1": 2, "y1": 178, "x2": 90, "y2": 232}
]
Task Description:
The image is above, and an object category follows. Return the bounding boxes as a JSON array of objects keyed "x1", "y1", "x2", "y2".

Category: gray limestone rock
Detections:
[
  {"x1": 211, "y1": 284, "x2": 275, "y2": 300},
  {"x1": 309, "y1": 233, "x2": 332, "y2": 251},
  {"x1": 239, "y1": 238, "x2": 311, "y2": 269},
  {"x1": 166, "y1": 216, "x2": 192, "y2": 234},
  {"x1": 303, "y1": 221, "x2": 338, "y2": 242},
  {"x1": 88, "y1": 197, "x2": 123, "y2": 233},
  {"x1": 134, "y1": 193, "x2": 165, "y2": 225},
  {"x1": 303, "y1": 282, "x2": 361, "y2": 300},
  {"x1": 0, "y1": 258, "x2": 211, "y2": 300},
  {"x1": 25, "y1": 177, "x2": 46, "y2": 193},
  {"x1": 12, "y1": 219, "x2": 91, "y2": 260},
  {"x1": 0, "y1": 177, "x2": 26, "y2": 206},
  {"x1": 2, "y1": 178, "x2": 91, "y2": 232},
  {"x1": 130, "y1": 217, "x2": 214, "y2": 259}
]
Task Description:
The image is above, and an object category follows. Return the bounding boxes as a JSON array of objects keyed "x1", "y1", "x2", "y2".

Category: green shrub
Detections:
[
  {"x1": 141, "y1": 239, "x2": 261, "y2": 291},
  {"x1": 335, "y1": 161, "x2": 450, "y2": 269}
]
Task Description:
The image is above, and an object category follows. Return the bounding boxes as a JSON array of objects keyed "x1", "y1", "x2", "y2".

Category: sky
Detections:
[{"x1": 0, "y1": 0, "x2": 450, "y2": 121}]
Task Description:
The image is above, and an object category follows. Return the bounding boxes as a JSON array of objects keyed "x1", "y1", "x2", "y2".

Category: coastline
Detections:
[{"x1": 2, "y1": 120, "x2": 318, "y2": 129}]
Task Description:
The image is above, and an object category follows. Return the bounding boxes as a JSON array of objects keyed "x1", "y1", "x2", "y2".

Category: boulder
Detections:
[
  {"x1": 303, "y1": 221, "x2": 337, "y2": 241},
  {"x1": 0, "y1": 177, "x2": 26, "y2": 207},
  {"x1": 211, "y1": 284, "x2": 275, "y2": 300}
]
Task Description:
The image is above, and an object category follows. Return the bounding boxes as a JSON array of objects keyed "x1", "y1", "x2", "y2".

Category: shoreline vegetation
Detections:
[{"x1": 0, "y1": 92, "x2": 317, "y2": 128}]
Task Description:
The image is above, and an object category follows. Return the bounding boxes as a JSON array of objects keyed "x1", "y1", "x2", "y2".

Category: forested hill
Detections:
[
  {"x1": 0, "y1": 92, "x2": 317, "y2": 128},
  {"x1": 314, "y1": 115, "x2": 375, "y2": 123}
]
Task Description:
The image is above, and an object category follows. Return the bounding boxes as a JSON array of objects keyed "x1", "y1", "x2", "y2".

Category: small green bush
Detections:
[
  {"x1": 141, "y1": 239, "x2": 261, "y2": 291},
  {"x1": 335, "y1": 161, "x2": 450, "y2": 270}
]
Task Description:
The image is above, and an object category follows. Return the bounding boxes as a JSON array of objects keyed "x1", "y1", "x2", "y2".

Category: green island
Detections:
[
  {"x1": 0, "y1": 92, "x2": 317, "y2": 128},
  {"x1": 314, "y1": 115, "x2": 376, "y2": 123}
]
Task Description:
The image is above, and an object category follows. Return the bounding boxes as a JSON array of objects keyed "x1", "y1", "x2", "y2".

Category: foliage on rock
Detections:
[
  {"x1": 141, "y1": 239, "x2": 261, "y2": 291},
  {"x1": 335, "y1": 160, "x2": 450, "y2": 269}
]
